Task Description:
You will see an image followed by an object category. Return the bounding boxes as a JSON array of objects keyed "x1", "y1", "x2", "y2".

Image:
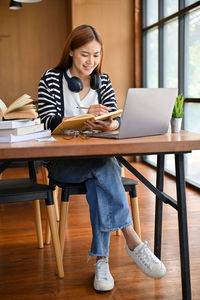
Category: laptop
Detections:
[{"x1": 87, "y1": 88, "x2": 178, "y2": 139}]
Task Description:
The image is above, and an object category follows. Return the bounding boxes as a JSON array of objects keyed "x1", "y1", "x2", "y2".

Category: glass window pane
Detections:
[
  {"x1": 163, "y1": 19, "x2": 178, "y2": 88},
  {"x1": 146, "y1": 28, "x2": 158, "y2": 87},
  {"x1": 184, "y1": 103, "x2": 200, "y2": 133},
  {"x1": 164, "y1": 0, "x2": 178, "y2": 17},
  {"x1": 182, "y1": 103, "x2": 200, "y2": 187},
  {"x1": 143, "y1": 155, "x2": 157, "y2": 167},
  {"x1": 165, "y1": 155, "x2": 175, "y2": 175},
  {"x1": 146, "y1": 0, "x2": 158, "y2": 26},
  {"x1": 185, "y1": 0, "x2": 199, "y2": 6},
  {"x1": 185, "y1": 151, "x2": 200, "y2": 188},
  {"x1": 184, "y1": 9, "x2": 200, "y2": 97}
]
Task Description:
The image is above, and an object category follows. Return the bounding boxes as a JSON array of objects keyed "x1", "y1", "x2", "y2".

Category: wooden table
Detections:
[{"x1": 1, "y1": 130, "x2": 200, "y2": 300}]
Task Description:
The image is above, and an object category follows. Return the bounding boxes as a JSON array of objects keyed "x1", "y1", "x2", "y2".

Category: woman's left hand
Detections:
[{"x1": 84, "y1": 117, "x2": 119, "y2": 132}]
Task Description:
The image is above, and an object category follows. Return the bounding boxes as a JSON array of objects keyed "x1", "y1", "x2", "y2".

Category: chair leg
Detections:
[
  {"x1": 40, "y1": 166, "x2": 60, "y2": 244},
  {"x1": 115, "y1": 167, "x2": 126, "y2": 236},
  {"x1": 33, "y1": 200, "x2": 43, "y2": 248},
  {"x1": 45, "y1": 213, "x2": 51, "y2": 244},
  {"x1": 46, "y1": 204, "x2": 64, "y2": 278},
  {"x1": 115, "y1": 229, "x2": 121, "y2": 236},
  {"x1": 53, "y1": 186, "x2": 60, "y2": 222},
  {"x1": 40, "y1": 165, "x2": 48, "y2": 184},
  {"x1": 45, "y1": 187, "x2": 60, "y2": 244},
  {"x1": 40, "y1": 165, "x2": 51, "y2": 244},
  {"x1": 130, "y1": 196, "x2": 141, "y2": 239},
  {"x1": 41, "y1": 166, "x2": 60, "y2": 219},
  {"x1": 59, "y1": 201, "x2": 69, "y2": 257}
]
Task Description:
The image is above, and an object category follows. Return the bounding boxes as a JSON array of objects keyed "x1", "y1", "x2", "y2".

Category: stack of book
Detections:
[{"x1": 0, "y1": 94, "x2": 51, "y2": 143}]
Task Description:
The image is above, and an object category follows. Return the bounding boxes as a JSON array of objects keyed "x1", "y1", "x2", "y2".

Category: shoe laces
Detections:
[
  {"x1": 135, "y1": 241, "x2": 159, "y2": 270},
  {"x1": 95, "y1": 259, "x2": 110, "y2": 280}
]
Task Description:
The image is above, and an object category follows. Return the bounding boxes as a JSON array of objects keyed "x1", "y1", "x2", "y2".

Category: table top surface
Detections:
[{"x1": 0, "y1": 131, "x2": 200, "y2": 160}]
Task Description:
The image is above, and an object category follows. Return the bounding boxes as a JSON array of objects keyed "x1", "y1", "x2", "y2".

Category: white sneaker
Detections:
[
  {"x1": 126, "y1": 241, "x2": 166, "y2": 278},
  {"x1": 94, "y1": 258, "x2": 114, "y2": 291}
]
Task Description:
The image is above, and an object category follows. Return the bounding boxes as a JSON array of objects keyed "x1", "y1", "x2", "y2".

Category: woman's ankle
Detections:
[
  {"x1": 127, "y1": 241, "x2": 141, "y2": 251},
  {"x1": 122, "y1": 225, "x2": 141, "y2": 251},
  {"x1": 96, "y1": 256, "x2": 107, "y2": 262}
]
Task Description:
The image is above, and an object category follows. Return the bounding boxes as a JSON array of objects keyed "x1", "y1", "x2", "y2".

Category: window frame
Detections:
[
  {"x1": 142, "y1": 0, "x2": 200, "y2": 189},
  {"x1": 142, "y1": 0, "x2": 200, "y2": 103}
]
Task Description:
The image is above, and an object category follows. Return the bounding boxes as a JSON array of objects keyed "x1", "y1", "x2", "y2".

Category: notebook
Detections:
[{"x1": 86, "y1": 88, "x2": 178, "y2": 139}]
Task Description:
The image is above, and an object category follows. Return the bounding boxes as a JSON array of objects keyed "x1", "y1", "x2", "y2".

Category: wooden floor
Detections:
[{"x1": 0, "y1": 161, "x2": 200, "y2": 300}]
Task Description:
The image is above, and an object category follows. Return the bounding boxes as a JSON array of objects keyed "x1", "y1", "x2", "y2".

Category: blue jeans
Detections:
[{"x1": 50, "y1": 157, "x2": 133, "y2": 257}]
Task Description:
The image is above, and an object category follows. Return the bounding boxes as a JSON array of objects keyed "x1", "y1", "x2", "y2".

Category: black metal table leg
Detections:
[
  {"x1": 175, "y1": 153, "x2": 191, "y2": 300},
  {"x1": 154, "y1": 154, "x2": 165, "y2": 259},
  {"x1": 118, "y1": 154, "x2": 191, "y2": 299}
]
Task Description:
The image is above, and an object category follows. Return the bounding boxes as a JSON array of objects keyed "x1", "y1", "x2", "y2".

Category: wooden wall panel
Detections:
[
  {"x1": 0, "y1": 0, "x2": 134, "y2": 109},
  {"x1": 72, "y1": 0, "x2": 134, "y2": 108},
  {"x1": 0, "y1": 0, "x2": 68, "y2": 105}
]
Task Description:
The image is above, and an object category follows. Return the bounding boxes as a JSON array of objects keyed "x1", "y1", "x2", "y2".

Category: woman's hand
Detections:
[
  {"x1": 85, "y1": 117, "x2": 119, "y2": 132},
  {"x1": 88, "y1": 104, "x2": 110, "y2": 116}
]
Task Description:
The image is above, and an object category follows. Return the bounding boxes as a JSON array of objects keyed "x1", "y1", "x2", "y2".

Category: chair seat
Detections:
[
  {"x1": 52, "y1": 179, "x2": 87, "y2": 195},
  {"x1": 121, "y1": 177, "x2": 138, "y2": 186},
  {"x1": 121, "y1": 177, "x2": 138, "y2": 197},
  {"x1": 51, "y1": 177, "x2": 138, "y2": 199},
  {"x1": 0, "y1": 178, "x2": 54, "y2": 204}
]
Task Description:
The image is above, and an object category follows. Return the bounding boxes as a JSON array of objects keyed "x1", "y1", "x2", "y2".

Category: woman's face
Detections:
[{"x1": 70, "y1": 40, "x2": 101, "y2": 77}]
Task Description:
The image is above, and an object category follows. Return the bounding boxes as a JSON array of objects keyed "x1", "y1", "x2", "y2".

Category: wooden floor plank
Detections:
[{"x1": 0, "y1": 162, "x2": 200, "y2": 299}]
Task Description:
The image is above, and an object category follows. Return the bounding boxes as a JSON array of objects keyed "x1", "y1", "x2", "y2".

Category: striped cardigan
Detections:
[{"x1": 38, "y1": 68, "x2": 119, "y2": 131}]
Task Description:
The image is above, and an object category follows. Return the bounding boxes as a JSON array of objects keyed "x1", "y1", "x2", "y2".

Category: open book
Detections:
[
  {"x1": 52, "y1": 109, "x2": 123, "y2": 135},
  {"x1": 0, "y1": 94, "x2": 38, "y2": 120}
]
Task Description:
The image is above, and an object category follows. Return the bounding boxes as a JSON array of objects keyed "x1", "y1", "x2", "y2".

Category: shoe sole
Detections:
[{"x1": 94, "y1": 280, "x2": 114, "y2": 292}]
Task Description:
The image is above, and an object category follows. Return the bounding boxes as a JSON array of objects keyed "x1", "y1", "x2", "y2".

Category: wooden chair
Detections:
[
  {"x1": 0, "y1": 160, "x2": 64, "y2": 278},
  {"x1": 40, "y1": 165, "x2": 60, "y2": 245},
  {"x1": 0, "y1": 160, "x2": 45, "y2": 248},
  {"x1": 41, "y1": 165, "x2": 141, "y2": 257}
]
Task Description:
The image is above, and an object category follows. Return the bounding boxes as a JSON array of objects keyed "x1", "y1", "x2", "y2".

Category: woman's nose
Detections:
[{"x1": 86, "y1": 56, "x2": 94, "y2": 65}]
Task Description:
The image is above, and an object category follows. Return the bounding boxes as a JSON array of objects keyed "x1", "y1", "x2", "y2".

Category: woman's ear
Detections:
[{"x1": 69, "y1": 50, "x2": 73, "y2": 57}]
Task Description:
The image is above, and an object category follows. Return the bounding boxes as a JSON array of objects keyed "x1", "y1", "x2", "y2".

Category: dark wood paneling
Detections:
[{"x1": 0, "y1": 0, "x2": 68, "y2": 105}]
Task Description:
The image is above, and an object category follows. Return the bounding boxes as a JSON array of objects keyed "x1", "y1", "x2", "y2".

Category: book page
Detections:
[
  {"x1": 8, "y1": 104, "x2": 36, "y2": 111},
  {"x1": 0, "y1": 99, "x2": 7, "y2": 118},
  {"x1": 5, "y1": 94, "x2": 33, "y2": 113},
  {"x1": 4, "y1": 109, "x2": 38, "y2": 120},
  {"x1": 94, "y1": 109, "x2": 123, "y2": 121},
  {"x1": 69, "y1": 113, "x2": 94, "y2": 120}
]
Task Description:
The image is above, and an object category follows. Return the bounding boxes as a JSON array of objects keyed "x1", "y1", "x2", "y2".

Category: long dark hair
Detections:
[{"x1": 56, "y1": 25, "x2": 103, "y2": 74}]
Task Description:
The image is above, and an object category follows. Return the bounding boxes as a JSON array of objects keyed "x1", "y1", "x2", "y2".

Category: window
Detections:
[
  {"x1": 142, "y1": 0, "x2": 200, "y2": 188},
  {"x1": 146, "y1": 0, "x2": 158, "y2": 26},
  {"x1": 184, "y1": 9, "x2": 200, "y2": 97},
  {"x1": 163, "y1": 19, "x2": 178, "y2": 88},
  {"x1": 146, "y1": 28, "x2": 159, "y2": 87},
  {"x1": 164, "y1": 0, "x2": 178, "y2": 17}
]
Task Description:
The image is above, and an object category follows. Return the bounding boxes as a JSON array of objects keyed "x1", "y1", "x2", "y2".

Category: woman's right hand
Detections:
[{"x1": 88, "y1": 104, "x2": 110, "y2": 116}]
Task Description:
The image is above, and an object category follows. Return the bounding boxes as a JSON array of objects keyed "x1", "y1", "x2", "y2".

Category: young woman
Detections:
[{"x1": 38, "y1": 24, "x2": 166, "y2": 292}]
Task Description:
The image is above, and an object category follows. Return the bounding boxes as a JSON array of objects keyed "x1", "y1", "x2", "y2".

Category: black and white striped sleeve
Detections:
[
  {"x1": 100, "y1": 74, "x2": 118, "y2": 111},
  {"x1": 38, "y1": 70, "x2": 62, "y2": 131}
]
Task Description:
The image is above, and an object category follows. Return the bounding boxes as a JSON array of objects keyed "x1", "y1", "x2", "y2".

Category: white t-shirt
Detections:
[{"x1": 63, "y1": 69, "x2": 99, "y2": 117}]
